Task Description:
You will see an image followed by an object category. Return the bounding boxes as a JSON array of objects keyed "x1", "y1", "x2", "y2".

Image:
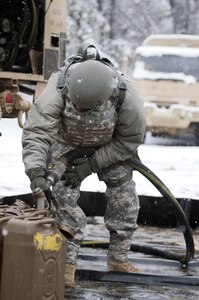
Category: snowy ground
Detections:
[{"x1": 0, "y1": 118, "x2": 199, "y2": 200}]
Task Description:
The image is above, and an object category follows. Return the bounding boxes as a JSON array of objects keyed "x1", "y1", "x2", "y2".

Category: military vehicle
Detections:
[
  {"x1": 0, "y1": 0, "x2": 67, "y2": 132},
  {"x1": 132, "y1": 34, "x2": 199, "y2": 144}
]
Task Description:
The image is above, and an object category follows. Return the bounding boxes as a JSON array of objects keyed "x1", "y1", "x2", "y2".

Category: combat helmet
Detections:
[{"x1": 66, "y1": 59, "x2": 118, "y2": 109}]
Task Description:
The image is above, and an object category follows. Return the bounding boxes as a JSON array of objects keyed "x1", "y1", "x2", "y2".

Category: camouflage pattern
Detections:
[
  {"x1": 58, "y1": 97, "x2": 117, "y2": 147},
  {"x1": 51, "y1": 142, "x2": 86, "y2": 264},
  {"x1": 104, "y1": 180, "x2": 139, "y2": 263},
  {"x1": 51, "y1": 141, "x2": 140, "y2": 264}
]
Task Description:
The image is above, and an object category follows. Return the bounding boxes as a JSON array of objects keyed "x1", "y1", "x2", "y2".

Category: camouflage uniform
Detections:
[
  {"x1": 22, "y1": 61, "x2": 146, "y2": 267},
  {"x1": 51, "y1": 141, "x2": 140, "y2": 264}
]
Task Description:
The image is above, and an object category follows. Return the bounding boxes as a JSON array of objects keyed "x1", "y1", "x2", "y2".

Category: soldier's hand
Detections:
[
  {"x1": 28, "y1": 167, "x2": 52, "y2": 203},
  {"x1": 65, "y1": 157, "x2": 100, "y2": 188}
]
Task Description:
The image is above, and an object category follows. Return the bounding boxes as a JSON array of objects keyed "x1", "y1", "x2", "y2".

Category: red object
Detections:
[{"x1": 5, "y1": 92, "x2": 13, "y2": 104}]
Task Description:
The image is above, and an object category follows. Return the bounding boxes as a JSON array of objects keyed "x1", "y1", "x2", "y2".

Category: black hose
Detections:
[
  {"x1": 6, "y1": 0, "x2": 29, "y2": 68},
  {"x1": 26, "y1": 0, "x2": 38, "y2": 47},
  {"x1": 61, "y1": 147, "x2": 96, "y2": 163},
  {"x1": 124, "y1": 157, "x2": 195, "y2": 264},
  {"x1": 81, "y1": 240, "x2": 191, "y2": 263}
]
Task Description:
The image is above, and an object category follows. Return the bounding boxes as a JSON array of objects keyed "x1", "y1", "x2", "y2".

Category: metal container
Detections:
[{"x1": 0, "y1": 216, "x2": 67, "y2": 300}]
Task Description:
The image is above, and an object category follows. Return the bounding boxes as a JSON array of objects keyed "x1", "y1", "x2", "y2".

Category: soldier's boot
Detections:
[
  {"x1": 65, "y1": 263, "x2": 76, "y2": 288},
  {"x1": 107, "y1": 233, "x2": 139, "y2": 273},
  {"x1": 65, "y1": 241, "x2": 80, "y2": 288},
  {"x1": 107, "y1": 260, "x2": 139, "y2": 273}
]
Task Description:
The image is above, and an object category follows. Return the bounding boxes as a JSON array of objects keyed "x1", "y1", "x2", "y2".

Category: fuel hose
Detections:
[
  {"x1": 126, "y1": 157, "x2": 194, "y2": 263},
  {"x1": 47, "y1": 148, "x2": 195, "y2": 264},
  {"x1": 81, "y1": 157, "x2": 195, "y2": 264}
]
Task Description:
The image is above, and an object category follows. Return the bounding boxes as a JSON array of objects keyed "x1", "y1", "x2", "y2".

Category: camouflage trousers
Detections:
[{"x1": 51, "y1": 142, "x2": 140, "y2": 264}]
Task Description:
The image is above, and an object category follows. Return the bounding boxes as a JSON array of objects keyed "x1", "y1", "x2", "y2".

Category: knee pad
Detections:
[{"x1": 104, "y1": 172, "x2": 132, "y2": 188}]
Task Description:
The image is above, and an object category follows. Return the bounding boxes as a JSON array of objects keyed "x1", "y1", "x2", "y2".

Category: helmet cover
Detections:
[{"x1": 66, "y1": 60, "x2": 117, "y2": 109}]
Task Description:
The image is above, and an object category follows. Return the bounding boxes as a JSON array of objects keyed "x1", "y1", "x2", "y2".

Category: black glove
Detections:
[
  {"x1": 28, "y1": 167, "x2": 52, "y2": 204},
  {"x1": 65, "y1": 157, "x2": 100, "y2": 188}
]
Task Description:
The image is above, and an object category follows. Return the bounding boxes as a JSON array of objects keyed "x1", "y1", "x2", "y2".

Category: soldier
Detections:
[{"x1": 22, "y1": 45, "x2": 146, "y2": 288}]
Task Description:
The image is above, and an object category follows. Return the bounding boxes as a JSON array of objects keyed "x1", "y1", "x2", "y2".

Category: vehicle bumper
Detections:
[{"x1": 144, "y1": 103, "x2": 199, "y2": 133}]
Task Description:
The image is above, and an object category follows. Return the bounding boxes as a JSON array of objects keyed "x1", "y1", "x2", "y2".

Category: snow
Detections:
[
  {"x1": 143, "y1": 34, "x2": 199, "y2": 44},
  {"x1": 0, "y1": 118, "x2": 199, "y2": 200},
  {"x1": 135, "y1": 46, "x2": 199, "y2": 58}
]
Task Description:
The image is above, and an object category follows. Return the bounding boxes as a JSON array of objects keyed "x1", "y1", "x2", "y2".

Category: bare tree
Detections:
[
  {"x1": 169, "y1": 0, "x2": 199, "y2": 34},
  {"x1": 66, "y1": 0, "x2": 199, "y2": 71}
]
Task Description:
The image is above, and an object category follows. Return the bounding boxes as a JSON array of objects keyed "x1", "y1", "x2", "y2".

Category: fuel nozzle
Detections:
[
  {"x1": 46, "y1": 157, "x2": 67, "y2": 186},
  {"x1": 46, "y1": 147, "x2": 95, "y2": 186}
]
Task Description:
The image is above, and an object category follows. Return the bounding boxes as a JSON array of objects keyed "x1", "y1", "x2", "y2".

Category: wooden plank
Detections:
[{"x1": 0, "y1": 71, "x2": 45, "y2": 82}]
